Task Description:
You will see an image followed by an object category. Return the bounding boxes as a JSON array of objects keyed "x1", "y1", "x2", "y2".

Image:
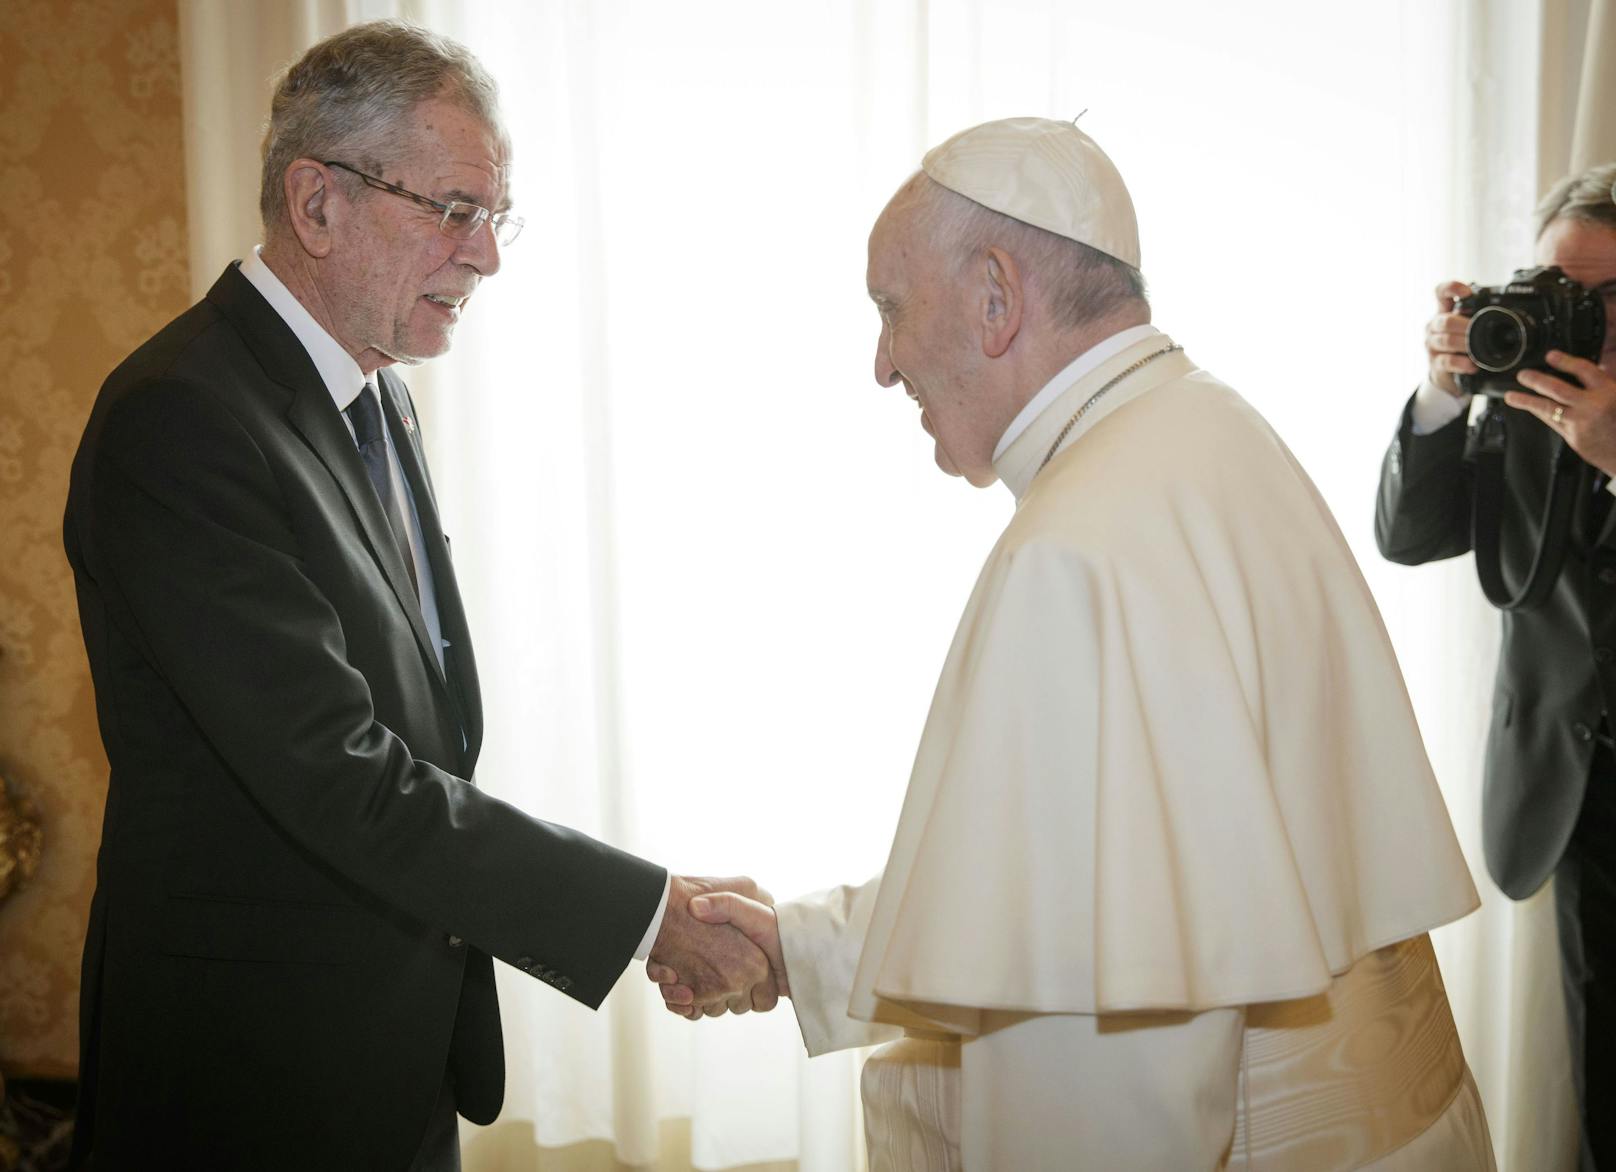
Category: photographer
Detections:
[{"x1": 1376, "y1": 161, "x2": 1616, "y2": 1170}]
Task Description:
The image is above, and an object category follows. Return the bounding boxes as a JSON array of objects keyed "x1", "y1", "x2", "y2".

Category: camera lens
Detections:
[{"x1": 1468, "y1": 305, "x2": 1532, "y2": 372}]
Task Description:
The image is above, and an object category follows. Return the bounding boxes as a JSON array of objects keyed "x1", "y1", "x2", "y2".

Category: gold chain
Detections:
[{"x1": 1037, "y1": 345, "x2": 1183, "y2": 473}]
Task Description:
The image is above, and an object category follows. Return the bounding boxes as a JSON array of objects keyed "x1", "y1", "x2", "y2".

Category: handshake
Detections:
[{"x1": 647, "y1": 874, "x2": 788, "y2": 1019}]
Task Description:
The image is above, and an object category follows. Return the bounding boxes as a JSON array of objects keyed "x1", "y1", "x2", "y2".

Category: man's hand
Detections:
[
  {"x1": 647, "y1": 875, "x2": 776, "y2": 1020},
  {"x1": 648, "y1": 889, "x2": 789, "y2": 1021},
  {"x1": 1508, "y1": 350, "x2": 1616, "y2": 477},
  {"x1": 1426, "y1": 280, "x2": 1478, "y2": 396}
]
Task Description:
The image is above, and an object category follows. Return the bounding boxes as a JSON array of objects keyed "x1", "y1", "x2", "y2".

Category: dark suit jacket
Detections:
[
  {"x1": 1375, "y1": 392, "x2": 1616, "y2": 899},
  {"x1": 62, "y1": 264, "x2": 666, "y2": 1170}
]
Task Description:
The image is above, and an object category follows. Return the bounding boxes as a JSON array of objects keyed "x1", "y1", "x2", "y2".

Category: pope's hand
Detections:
[
  {"x1": 647, "y1": 875, "x2": 777, "y2": 1019},
  {"x1": 649, "y1": 889, "x2": 789, "y2": 1020},
  {"x1": 1507, "y1": 349, "x2": 1616, "y2": 478}
]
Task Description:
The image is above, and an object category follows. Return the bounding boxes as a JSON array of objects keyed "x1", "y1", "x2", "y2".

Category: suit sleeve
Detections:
[
  {"x1": 777, "y1": 878, "x2": 904, "y2": 1056},
  {"x1": 83, "y1": 376, "x2": 664, "y2": 1009},
  {"x1": 1374, "y1": 390, "x2": 1474, "y2": 565}
]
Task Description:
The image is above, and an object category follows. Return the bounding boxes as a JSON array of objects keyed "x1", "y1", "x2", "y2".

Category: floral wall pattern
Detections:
[{"x1": 0, "y1": 0, "x2": 187, "y2": 1078}]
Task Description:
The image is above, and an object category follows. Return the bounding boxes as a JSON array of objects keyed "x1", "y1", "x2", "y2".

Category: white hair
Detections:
[
  {"x1": 1536, "y1": 162, "x2": 1616, "y2": 239},
  {"x1": 259, "y1": 20, "x2": 503, "y2": 231}
]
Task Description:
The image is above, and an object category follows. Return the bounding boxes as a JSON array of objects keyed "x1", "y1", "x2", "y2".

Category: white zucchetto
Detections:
[{"x1": 921, "y1": 116, "x2": 1141, "y2": 269}]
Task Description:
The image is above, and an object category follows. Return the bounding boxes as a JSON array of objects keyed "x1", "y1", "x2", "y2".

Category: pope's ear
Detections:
[
  {"x1": 284, "y1": 160, "x2": 338, "y2": 258},
  {"x1": 981, "y1": 247, "x2": 1023, "y2": 358}
]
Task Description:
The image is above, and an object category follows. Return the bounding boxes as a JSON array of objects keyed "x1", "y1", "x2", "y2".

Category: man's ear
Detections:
[
  {"x1": 284, "y1": 160, "x2": 337, "y2": 258},
  {"x1": 981, "y1": 246, "x2": 1023, "y2": 358}
]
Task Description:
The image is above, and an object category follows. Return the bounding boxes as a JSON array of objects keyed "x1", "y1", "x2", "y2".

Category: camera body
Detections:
[{"x1": 1457, "y1": 265, "x2": 1605, "y2": 397}]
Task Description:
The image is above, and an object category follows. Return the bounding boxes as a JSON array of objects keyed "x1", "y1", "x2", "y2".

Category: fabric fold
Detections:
[{"x1": 848, "y1": 347, "x2": 1479, "y2": 1031}]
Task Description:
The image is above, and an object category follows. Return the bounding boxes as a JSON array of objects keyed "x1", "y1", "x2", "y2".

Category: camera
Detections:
[{"x1": 1457, "y1": 265, "x2": 1605, "y2": 397}]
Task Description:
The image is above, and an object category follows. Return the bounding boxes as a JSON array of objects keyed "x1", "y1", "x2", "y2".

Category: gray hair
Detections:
[
  {"x1": 899, "y1": 173, "x2": 1148, "y2": 331},
  {"x1": 259, "y1": 19, "x2": 502, "y2": 231},
  {"x1": 1535, "y1": 162, "x2": 1616, "y2": 239}
]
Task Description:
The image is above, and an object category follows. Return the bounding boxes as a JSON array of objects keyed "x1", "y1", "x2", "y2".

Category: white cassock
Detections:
[{"x1": 777, "y1": 329, "x2": 1496, "y2": 1170}]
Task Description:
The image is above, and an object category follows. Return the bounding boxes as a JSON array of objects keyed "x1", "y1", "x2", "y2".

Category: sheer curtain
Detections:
[{"x1": 177, "y1": 2, "x2": 1615, "y2": 1167}]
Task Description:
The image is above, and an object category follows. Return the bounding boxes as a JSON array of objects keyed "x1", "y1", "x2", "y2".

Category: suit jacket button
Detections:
[
  {"x1": 1599, "y1": 647, "x2": 1615, "y2": 666},
  {"x1": 446, "y1": 934, "x2": 464, "y2": 949},
  {"x1": 555, "y1": 977, "x2": 572, "y2": 992},
  {"x1": 1575, "y1": 722, "x2": 1594, "y2": 742},
  {"x1": 516, "y1": 955, "x2": 534, "y2": 971}
]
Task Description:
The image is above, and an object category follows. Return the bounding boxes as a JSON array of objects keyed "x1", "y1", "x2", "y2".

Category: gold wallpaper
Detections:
[{"x1": 0, "y1": 0, "x2": 187, "y2": 1079}]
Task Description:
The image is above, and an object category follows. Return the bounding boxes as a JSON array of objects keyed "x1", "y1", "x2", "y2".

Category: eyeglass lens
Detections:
[{"x1": 441, "y1": 203, "x2": 523, "y2": 247}]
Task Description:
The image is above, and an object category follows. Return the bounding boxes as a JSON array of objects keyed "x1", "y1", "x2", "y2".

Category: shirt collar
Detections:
[
  {"x1": 239, "y1": 246, "x2": 371, "y2": 412},
  {"x1": 991, "y1": 323, "x2": 1161, "y2": 462}
]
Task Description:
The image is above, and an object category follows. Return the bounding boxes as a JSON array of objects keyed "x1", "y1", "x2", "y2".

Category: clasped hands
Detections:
[{"x1": 647, "y1": 875, "x2": 787, "y2": 1020}]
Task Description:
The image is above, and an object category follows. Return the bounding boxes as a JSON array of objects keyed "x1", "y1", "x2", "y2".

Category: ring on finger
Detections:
[{"x1": 1553, "y1": 405, "x2": 1566, "y2": 425}]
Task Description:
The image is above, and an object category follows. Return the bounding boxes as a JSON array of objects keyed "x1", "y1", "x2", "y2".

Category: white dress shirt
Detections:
[{"x1": 1410, "y1": 378, "x2": 1469, "y2": 435}]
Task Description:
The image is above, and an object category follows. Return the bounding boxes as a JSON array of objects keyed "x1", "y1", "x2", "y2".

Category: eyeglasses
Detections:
[{"x1": 323, "y1": 160, "x2": 524, "y2": 247}]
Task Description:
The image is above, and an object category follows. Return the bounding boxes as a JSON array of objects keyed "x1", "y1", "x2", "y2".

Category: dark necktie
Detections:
[{"x1": 345, "y1": 384, "x2": 419, "y2": 597}]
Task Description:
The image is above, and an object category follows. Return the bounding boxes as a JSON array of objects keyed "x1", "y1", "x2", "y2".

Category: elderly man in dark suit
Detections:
[{"x1": 63, "y1": 20, "x2": 770, "y2": 1171}]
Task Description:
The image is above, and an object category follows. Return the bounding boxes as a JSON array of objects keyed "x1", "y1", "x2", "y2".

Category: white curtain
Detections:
[{"x1": 177, "y1": 2, "x2": 1616, "y2": 1167}]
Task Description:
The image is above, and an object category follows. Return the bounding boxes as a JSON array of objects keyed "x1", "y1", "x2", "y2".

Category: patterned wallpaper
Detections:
[{"x1": 0, "y1": 0, "x2": 187, "y2": 1079}]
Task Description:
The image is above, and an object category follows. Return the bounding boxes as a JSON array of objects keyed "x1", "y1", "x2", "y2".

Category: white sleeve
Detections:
[
  {"x1": 777, "y1": 877, "x2": 904, "y2": 1057},
  {"x1": 960, "y1": 1007, "x2": 1246, "y2": 1170},
  {"x1": 1410, "y1": 378, "x2": 1470, "y2": 435},
  {"x1": 631, "y1": 873, "x2": 672, "y2": 961}
]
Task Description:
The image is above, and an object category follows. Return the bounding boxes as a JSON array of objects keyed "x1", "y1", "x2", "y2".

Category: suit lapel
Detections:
[
  {"x1": 284, "y1": 389, "x2": 443, "y2": 675},
  {"x1": 206, "y1": 266, "x2": 445, "y2": 690},
  {"x1": 378, "y1": 372, "x2": 484, "y2": 762},
  {"x1": 1594, "y1": 477, "x2": 1616, "y2": 549}
]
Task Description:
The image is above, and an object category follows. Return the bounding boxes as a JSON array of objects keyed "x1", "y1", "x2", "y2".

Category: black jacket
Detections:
[
  {"x1": 1375, "y1": 392, "x2": 1616, "y2": 899},
  {"x1": 63, "y1": 264, "x2": 665, "y2": 1169}
]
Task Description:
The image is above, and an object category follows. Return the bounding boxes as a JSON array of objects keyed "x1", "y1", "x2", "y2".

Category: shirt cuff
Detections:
[
  {"x1": 1410, "y1": 378, "x2": 1469, "y2": 436},
  {"x1": 633, "y1": 873, "x2": 672, "y2": 961}
]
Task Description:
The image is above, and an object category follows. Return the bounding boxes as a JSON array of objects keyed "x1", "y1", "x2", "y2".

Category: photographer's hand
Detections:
[
  {"x1": 1508, "y1": 350, "x2": 1616, "y2": 478},
  {"x1": 1426, "y1": 280, "x2": 1478, "y2": 396}
]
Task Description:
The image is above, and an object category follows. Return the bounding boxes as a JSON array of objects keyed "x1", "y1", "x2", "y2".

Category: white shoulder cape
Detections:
[{"x1": 848, "y1": 338, "x2": 1479, "y2": 1035}]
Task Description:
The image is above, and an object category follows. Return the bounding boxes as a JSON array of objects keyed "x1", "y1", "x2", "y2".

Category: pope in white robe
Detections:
[{"x1": 655, "y1": 117, "x2": 1496, "y2": 1171}]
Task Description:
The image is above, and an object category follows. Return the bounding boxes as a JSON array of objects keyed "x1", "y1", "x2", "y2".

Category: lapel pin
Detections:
[{"x1": 400, "y1": 415, "x2": 416, "y2": 436}]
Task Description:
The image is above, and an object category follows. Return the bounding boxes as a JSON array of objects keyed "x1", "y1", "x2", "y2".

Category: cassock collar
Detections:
[
  {"x1": 993, "y1": 323, "x2": 1160, "y2": 462},
  {"x1": 993, "y1": 327, "x2": 1182, "y2": 503},
  {"x1": 239, "y1": 246, "x2": 370, "y2": 414}
]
